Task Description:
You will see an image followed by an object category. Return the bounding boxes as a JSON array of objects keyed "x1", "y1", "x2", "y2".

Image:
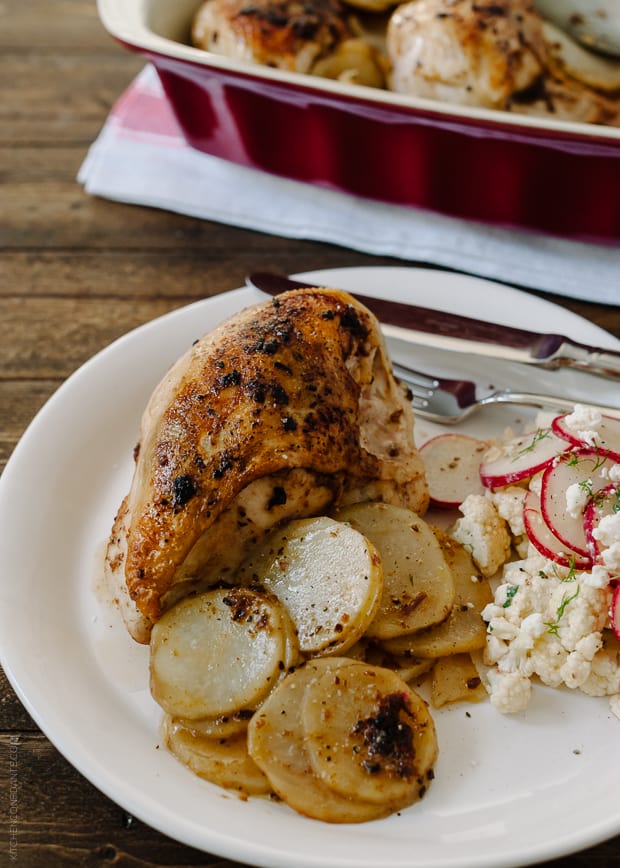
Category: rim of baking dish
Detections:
[{"x1": 97, "y1": 0, "x2": 620, "y2": 147}]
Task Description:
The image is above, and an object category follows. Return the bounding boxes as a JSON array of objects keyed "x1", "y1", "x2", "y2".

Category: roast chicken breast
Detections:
[
  {"x1": 387, "y1": 0, "x2": 547, "y2": 109},
  {"x1": 191, "y1": 0, "x2": 350, "y2": 73},
  {"x1": 387, "y1": 0, "x2": 620, "y2": 124},
  {"x1": 191, "y1": 0, "x2": 386, "y2": 87},
  {"x1": 106, "y1": 288, "x2": 429, "y2": 643}
]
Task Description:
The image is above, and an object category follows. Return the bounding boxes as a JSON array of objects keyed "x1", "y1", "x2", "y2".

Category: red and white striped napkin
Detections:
[{"x1": 79, "y1": 65, "x2": 620, "y2": 305}]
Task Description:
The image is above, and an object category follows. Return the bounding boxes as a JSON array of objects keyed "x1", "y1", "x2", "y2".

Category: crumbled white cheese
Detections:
[
  {"x1": 585, "y1": 565, "x2": 613, "y2": 589},
  {"x1": 592, "y1": 512, "x2": 620, "y2": 573},
  {"x1": 451, "y1": 494, "x2": 511, "y2": 577},
  {"x1": 565, "y1": 481, "x2": 590, "y2": 519},
  {"x1": 563, "y1": 404, "x2": 603, "y2": 446},
  {"x1": 592, "y1": 512, "x2": 620, "y2": 568},
  {"x1": 593, "y1": 512, "x2": 620, "y2": 547},
  {"x1": 602, "y1": 544, "x2": 620, "y2": 572}
]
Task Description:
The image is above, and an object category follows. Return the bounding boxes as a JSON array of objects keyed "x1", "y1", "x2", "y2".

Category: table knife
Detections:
[{"x1": 246, "y1": 272, "x2": 620, "y2": 381}]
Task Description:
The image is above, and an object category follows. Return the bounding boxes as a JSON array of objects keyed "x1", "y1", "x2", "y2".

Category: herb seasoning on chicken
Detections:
[{"x1": 105, "y1": 287, "x2": 428, "y2": 643}]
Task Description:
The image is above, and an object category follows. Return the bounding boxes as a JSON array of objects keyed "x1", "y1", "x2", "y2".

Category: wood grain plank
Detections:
[
  {"x1": 0, "y1": 55, "x2": 141, "y2": 146},
  {"x1": 0, "y1": 296, "x2": 187, "y2": 378},
  {"x1": 3, "y1": 180, "x2": 346, "y2": 250},
  {"x1": 0, "y1": 380, "x2": 61, "y2": 470},
  {"x1": 0, "y1": 249, "x2": 397, "y2": 298},
  {"x1": 0, "y1": 0, "x2": 118, "y2": 51},
  {"x1": 0, "y1": 733, "x2": 249, "y2": 868},
  {"x1": 0, "y1": 669, "x2": 41, "y2": 731}
]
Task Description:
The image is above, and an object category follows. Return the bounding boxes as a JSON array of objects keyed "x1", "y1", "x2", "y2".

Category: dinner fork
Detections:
[{"x1": 392, "y1": 362, "x2": 620, "y2": 423}]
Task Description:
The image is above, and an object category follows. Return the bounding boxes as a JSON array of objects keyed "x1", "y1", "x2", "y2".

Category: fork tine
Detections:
[
  {"x1": 391, "y1": 364, "x2": 438, "y2": 407},
  {"x1": 391, "y1": 362, "x2": 439, "y2": 389}
]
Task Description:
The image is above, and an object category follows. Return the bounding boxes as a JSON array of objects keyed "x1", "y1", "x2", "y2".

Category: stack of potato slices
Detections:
[{"x1": 149, "y1": 503, "x2": 492, "y2": 822}]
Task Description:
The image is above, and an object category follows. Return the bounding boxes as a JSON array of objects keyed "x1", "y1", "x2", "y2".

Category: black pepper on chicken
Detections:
[{"x1": 105, "y1": 289, "x2": 429, "y2": 643}]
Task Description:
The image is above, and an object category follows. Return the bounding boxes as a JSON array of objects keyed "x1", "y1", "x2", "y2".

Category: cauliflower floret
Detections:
[
  {"x1": 580, "y1": 635, "x2": 620, "y2": 697},
  {"x1": 525, "y1": 639, "x2": 566, "y2": 689},
  {"x1": 451, "y1": 494, "x2": 511, "y2": 577},
  {"x1": 483, "y1": 552, "x2": 616, "y2": 709},
  {"x1": 484, "y1": 633, "x2": 509, "y2": 665},
  {"x1": 487, "y1": 669, "x2": 531, "y2": 714},
  {"x1": 487, "y1": 486, "x2": 526, "y2": 537},
  {"x1": 560, "y1": 634, "x2": 602, "y2": 689},
  {"x1": 483, "y1": 611, "x2": 520, "y2": 641},
  {"x1": 551, "y1": 581, "x2": 609, "y2": 652},
  {"x1": 500, "y1": 556, "x2": 560, "y2": 618},
  {"x1": 497, "y1": 617, "x2": 546, "y2": 677}
]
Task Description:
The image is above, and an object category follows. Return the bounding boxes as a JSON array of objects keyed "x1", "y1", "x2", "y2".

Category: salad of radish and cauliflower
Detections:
[{"x1": 422, "y1": 404, "x2": 620, "y2": 717}]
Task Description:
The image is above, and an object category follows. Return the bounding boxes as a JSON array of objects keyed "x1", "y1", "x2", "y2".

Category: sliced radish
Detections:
[
  {"x1": 611, "y1": 584, "x2": 620, "y2": 642},
  {"x1": 583, "y1": 483, "x2": 620, "y2": 563},
  {"x1": 523, "y1": 490, "x2": 592, "y2": 569},
  {"x1": 540, "y1": 449, "x2": 618, "y2": 558},
  {"x1": 552, "y1": 414, "x2": 620, "y2": 461},
  {"x1": 420, "y1": 433, "x2": 488, "y2": 508},
  {"x1": 479, "y1": 428, "x2": 568, "y2": 488}
]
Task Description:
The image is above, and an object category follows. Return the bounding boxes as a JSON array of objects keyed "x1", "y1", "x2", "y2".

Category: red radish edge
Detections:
[
  {"x1": 611, "y1": 583, "x2": 620, "y2": 643},
  {"x1": 552, "y1": 414, "x2": 620, "y2": 462},
  {"x1": 421, "y1": 434, "x2": 488, "y2": 508},
  {"x1": 583, "y1": 483, "x2": 620, "y2": 563},
  {"x1": 479, "y1": 429, "x2": 568, "y2": 488},
  {"x1": 540, "y1": 449, "x2": 618, "y2": 558},
  {"x1": 523, "y1": 490, "x2": 592, "y2": 570}
]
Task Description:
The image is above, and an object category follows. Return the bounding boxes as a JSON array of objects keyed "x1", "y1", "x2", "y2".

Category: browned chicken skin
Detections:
[
  {"x1": 387, "y1": 0, "x2": 620, "y2": 124},
  {"x1": 192, "y1": 0, "x2": 351, "y2": 72},
  {"x1": 106, "y1": 289, "x2": 428, "y2": 643}
]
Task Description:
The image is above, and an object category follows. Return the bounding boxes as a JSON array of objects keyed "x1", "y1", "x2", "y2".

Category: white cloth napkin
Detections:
[{"x1": 79, "y1": 65, "x2": 620, "y2": 305}]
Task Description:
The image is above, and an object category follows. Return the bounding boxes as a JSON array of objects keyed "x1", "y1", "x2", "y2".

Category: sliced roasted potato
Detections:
[
  {"x1": 543, "y1": 20, "x2": 620, "y2": 93},
  {"x1": 382, "y1": 531, "x2": 492, "y2": 658},
  {"x1": 150, "y1": 588, "x2": 298, "y2": 719},
  {"x1": 239, "y1": 516, "x2": 383, "y2": 656},
  {"x1": 311, "y1": 38, "x2": 387, "y2": 88},
  {"x1": 302, "y1": 658, "x2": 438, "y2": 808},
  {"x1": 364, "y1": 643, "x2": 436, "y2": 683},
  {"x1": 431, "y1": 654, "x2": 488, "y2": 708},
  {"x1": 174, "y1": 709, "x2": 253, "y2": 739},
  {"x1": 334, "y1": 503, "x2": 454, "y2": 640},
  {"x1": 163, "y1": 716, "x2": 270, "y2": 795},
  {"x1": 247, "y1": 661, "x2": 393, "y2": 823}
]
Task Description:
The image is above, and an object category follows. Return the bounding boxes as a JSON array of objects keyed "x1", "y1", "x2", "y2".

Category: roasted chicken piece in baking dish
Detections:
[
  {"x1": 105, "y1": 288, "x2": 429, "y2": 643},
  {"x1": 387, "y1": 0, "x2": 547, "y2": 108},
  {"x1": 191, "y1": 0, "x2": 386, "y2": 86},
  {"x1": 387, "y1": 0, "x2": 620, "y2": 124}
]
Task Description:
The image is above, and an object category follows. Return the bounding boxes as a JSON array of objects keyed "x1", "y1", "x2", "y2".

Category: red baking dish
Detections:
[{"x1": 98, "y1": 0, "x2": 620, "y2": 239}]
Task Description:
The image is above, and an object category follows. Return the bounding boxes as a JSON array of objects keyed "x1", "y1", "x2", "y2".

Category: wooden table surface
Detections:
[{"x1": 1, "y1": 1, "x2": 620, "y2": 865}]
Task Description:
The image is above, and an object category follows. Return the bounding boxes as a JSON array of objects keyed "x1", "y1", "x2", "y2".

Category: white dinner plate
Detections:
[{"x1": 1, "y1": 266, "x2": 619, "y2": 868}]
